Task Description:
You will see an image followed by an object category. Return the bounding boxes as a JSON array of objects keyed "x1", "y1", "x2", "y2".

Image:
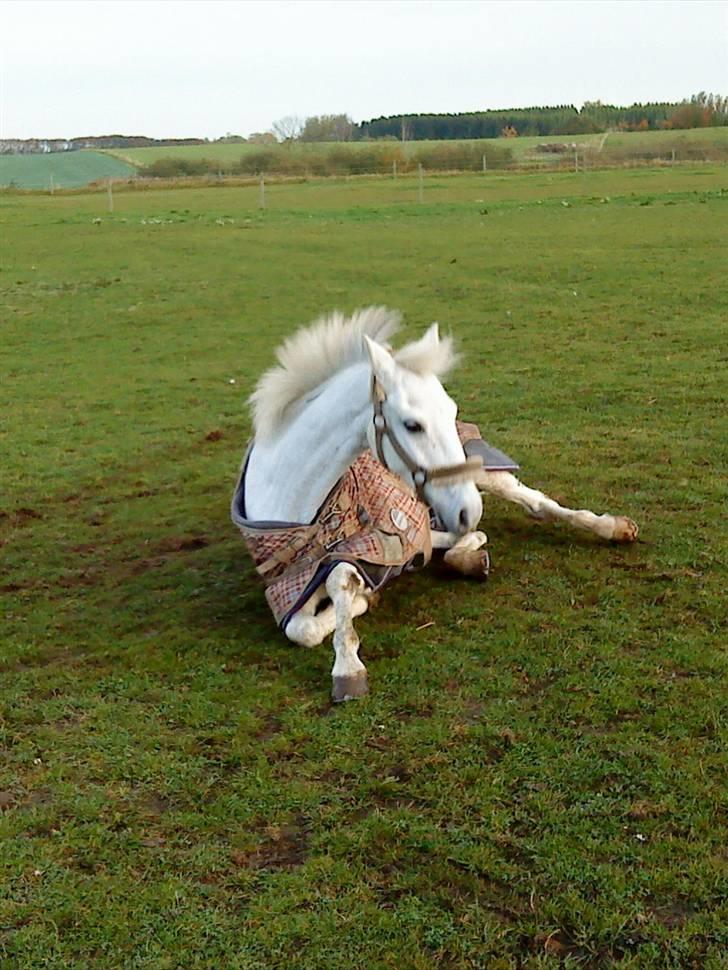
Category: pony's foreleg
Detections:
[
  {"x1": 326, "y1": 562, "x2": 369, "y2": 702},
  {"x1": 433, "y1": 530, "x2": 490, "y2": 580},
  {"x1": 431, "y1": 531, "x2": 461, "y2": 550},
  {"x1": 285, "y1": 580, "x2": 368, "y2": 648},
  {"x1": 443, "y1": 530, "x2": 490, "y2": 579},
  {"x1": 477, "y1": 471, "x2": 638, "y2": 542}
]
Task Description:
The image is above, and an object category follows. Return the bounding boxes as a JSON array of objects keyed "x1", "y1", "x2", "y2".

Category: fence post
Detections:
[
  {"x1": 49, "y1": 173, "x2": 54, "y2": 195},
  {"x1": 259, "y1": 173, "x2": 266, "y2": 209},
  {"x1": 418, "y1": 163, "x2": 424, "y2": 203},
  {"x1": 482, "y1": 153, "x2": 487, "y2": 173},
  {"x1": 574, "y1": 149, "x2": 579, "y2": 173},
  {"x1": 107, "y1": 179, "x2": 114, "y2": 213},
  {"x1": 393, "y1": 160, "x2": 397, "y2": 179}
]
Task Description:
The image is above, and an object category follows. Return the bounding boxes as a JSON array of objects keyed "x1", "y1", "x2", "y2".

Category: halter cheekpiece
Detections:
[{"x1": 370, "y1": 377, "x2": 484, "y2": 500}]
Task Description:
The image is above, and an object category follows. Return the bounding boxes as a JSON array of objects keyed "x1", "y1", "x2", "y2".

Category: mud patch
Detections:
[
  {"x1": 255, "y1": 714, "x2": 283, "y2": 742},
  {"x1": 379, "y1": 763, "x2": 410, "y2": 784},
  {"x1": 231, "y1": 816, "x2": 309, "y2": 870},
  {"x1": 628, "y1": 799, "x2": 667, "y2": 820},
  {"x1": 140, "y1": 835, "x2": 166, "y2": 848},
  {"x1": 142, "y1": 793, "x2": 171, "y2": 818},
  {"x1": 649, "y1": 900, "x2": 696, "y2": 928},
  {"x1": 538, "y1": 929, "x2": 588, "y2": 960},
  {"x1": 1, "y1": 581, "x2": 33, "y2": 593},
  {"x1": 2, "y1": 506, "x2": 43, "y2": 527},
  {"x1": 128, "y1": 535, "x2": 213, "y2": 577},
  {"x1": 57, "y1": 570, "x2": 100, "y2": 589},
  {"x1": 157, "y1": 535, "x2": 210, "y2": 553}
]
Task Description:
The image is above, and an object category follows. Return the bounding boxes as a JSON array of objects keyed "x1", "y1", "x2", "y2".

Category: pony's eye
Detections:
[{"x1": 403, "y1": 419, "x2": 424, "y2": 434}]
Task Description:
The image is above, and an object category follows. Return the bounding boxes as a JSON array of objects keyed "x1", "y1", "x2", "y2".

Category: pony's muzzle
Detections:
[
  {"x1": 431, "y1": 483, "x2": 483, "y2": 535},
  {"x1": 458, "y1": 488, "x2": 483, "y2": 534}
]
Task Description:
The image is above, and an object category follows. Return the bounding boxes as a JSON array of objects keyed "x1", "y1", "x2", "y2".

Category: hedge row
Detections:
[{"x1": 142, "y1": 143, "x2": 513, "y2": 179}]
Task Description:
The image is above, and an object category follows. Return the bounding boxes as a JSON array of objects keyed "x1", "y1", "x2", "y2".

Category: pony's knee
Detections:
[
  {"x1": 326, "y1": 563, "x2": 364, "y2": 601},
  {"x1": 285, "y1": 614, "x2": 325, "y2": 648},
  {"x1": 352, "y1": 594, "x2": 369, "y2": 618}
]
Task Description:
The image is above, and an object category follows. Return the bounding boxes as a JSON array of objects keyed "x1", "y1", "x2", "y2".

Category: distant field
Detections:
[
  {"x1": 604, "y1": 126, "x2": 728, "y2": 150},
  {"x1": 509, "y1": 125, "x2": 728, "y2": 158},
  {"x1": 2, "y1": 129, "x2": 725, "y2": 192},
  {"x1": 105, "y1": 126, "x2": 728, "y2": 171},
  {"x1": 0, "y1": 150, "x2": 135, "y2": 189}
]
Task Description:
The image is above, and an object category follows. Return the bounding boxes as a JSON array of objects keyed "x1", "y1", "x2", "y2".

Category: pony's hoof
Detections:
[
  {"x1": 332, "y1": 670, "x2": 369, "y2": 703},
  {"x1": 612, "y1": 517, "x2": 639, "y2": 543},
  {"x1": 443, "y1": 547, "x2": 490, "y2": 580}
]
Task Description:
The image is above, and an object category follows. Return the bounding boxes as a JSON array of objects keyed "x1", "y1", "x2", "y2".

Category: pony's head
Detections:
[{"x1": 364, "y1": 325, "x2": 483, "y2": 535}]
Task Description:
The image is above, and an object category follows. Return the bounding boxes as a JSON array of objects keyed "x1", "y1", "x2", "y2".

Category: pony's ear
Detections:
[
  {"x1": 363, "y1": 334, "x2": 397, "y2": 393},
  {"x1": 398, "y1": 321, "x2": 438, "y2": 354},
  {"x1": 394, "y1": 321, "x2": 447, "y2": 375},
  {"x1": 415, "y1": 322, "x2": 440, "y2": 358},
  {"x1": 424, "y1": 321, "x2": 439, "y2": 344}
]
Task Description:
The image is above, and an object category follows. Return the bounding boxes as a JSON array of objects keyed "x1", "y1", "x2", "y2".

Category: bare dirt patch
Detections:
[{"x1": 231, "y1": 817, "x2": 309, "y2": 870}]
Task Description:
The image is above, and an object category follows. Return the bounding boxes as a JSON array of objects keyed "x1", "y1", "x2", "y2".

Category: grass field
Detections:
[
  {"x1": 2, "y1": 167, "x2": 727, "y2": 967},
  {"x1": 104, "y1": 126, "x2": 728, "y2": 170},
  {"x1": 0, "y1": 151, "x2": 136, "y2": 190}
]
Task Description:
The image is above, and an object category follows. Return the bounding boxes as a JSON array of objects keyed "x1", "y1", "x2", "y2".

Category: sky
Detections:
[{"x1": 1, "y1": 0, "x2": 726, "y2": 140}]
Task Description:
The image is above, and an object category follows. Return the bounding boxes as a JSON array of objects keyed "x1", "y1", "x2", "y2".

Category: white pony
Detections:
[{"x1": 232, "y1": 307, "x2": 637, "y2": 701}]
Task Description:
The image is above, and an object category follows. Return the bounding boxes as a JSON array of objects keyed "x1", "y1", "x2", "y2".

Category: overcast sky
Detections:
[{"x1": 1, "y1": 0, "x2": 726, "y2": 139}]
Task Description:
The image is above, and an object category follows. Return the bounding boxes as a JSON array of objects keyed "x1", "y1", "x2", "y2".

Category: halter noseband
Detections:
[{"x1": 371, "y1": 378, "x2": 483, "y2": 501}]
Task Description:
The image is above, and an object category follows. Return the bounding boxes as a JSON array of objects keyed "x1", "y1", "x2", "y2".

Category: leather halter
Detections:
[{"x1": 371, "y1": 378, "x2": 483, "y2": 501}]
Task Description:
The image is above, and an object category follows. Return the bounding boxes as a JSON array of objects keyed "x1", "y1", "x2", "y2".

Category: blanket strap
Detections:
[
  {"x1": 257, "y1": 528, "x2": 317, "y2": 578},
  {"x1": 256, "y1": 496, "x2": 363, "y2": 583}
]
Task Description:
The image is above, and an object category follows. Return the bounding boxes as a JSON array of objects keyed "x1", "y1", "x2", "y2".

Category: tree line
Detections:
[
  {"x1": 272, "y1": 94, "x2": 727, "y2": 143},
  {"x1": 0, "y1": 134, "x2": 206, "y2": 156}
]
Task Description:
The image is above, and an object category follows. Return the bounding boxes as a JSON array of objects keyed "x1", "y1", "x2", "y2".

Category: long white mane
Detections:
[{"x1": 250, "y1": 306, "x2": 457, "y2": 440}]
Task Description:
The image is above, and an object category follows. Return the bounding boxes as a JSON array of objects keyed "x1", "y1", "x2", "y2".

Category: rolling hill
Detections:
[{"x1": 0, "y1": 150, "x2": 136, "y2": 189}]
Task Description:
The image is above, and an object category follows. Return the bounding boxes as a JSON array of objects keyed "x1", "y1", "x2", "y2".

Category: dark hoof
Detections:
[{"x1": 332, "y1": 670, "x2": 369, "y2": 703}]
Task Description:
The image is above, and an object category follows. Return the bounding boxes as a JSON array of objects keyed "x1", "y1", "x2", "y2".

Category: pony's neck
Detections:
[{"x1": 244, "y1": 361, "x2": 372, "y2": 523}]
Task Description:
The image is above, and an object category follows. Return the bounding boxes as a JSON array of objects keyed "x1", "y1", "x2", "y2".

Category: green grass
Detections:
[
  {"x1": 2, "y1": 167, "x2": 727, "y2": 968},
  {"x1": 603, "y1": 125, "x2": 728, "y2": 151},
  {"x1": 0, "y1": 151, "x2": 136, "y2": 190},
  {"x1": 507, "y1": 125, "x2": 728, "y2": 158}
]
